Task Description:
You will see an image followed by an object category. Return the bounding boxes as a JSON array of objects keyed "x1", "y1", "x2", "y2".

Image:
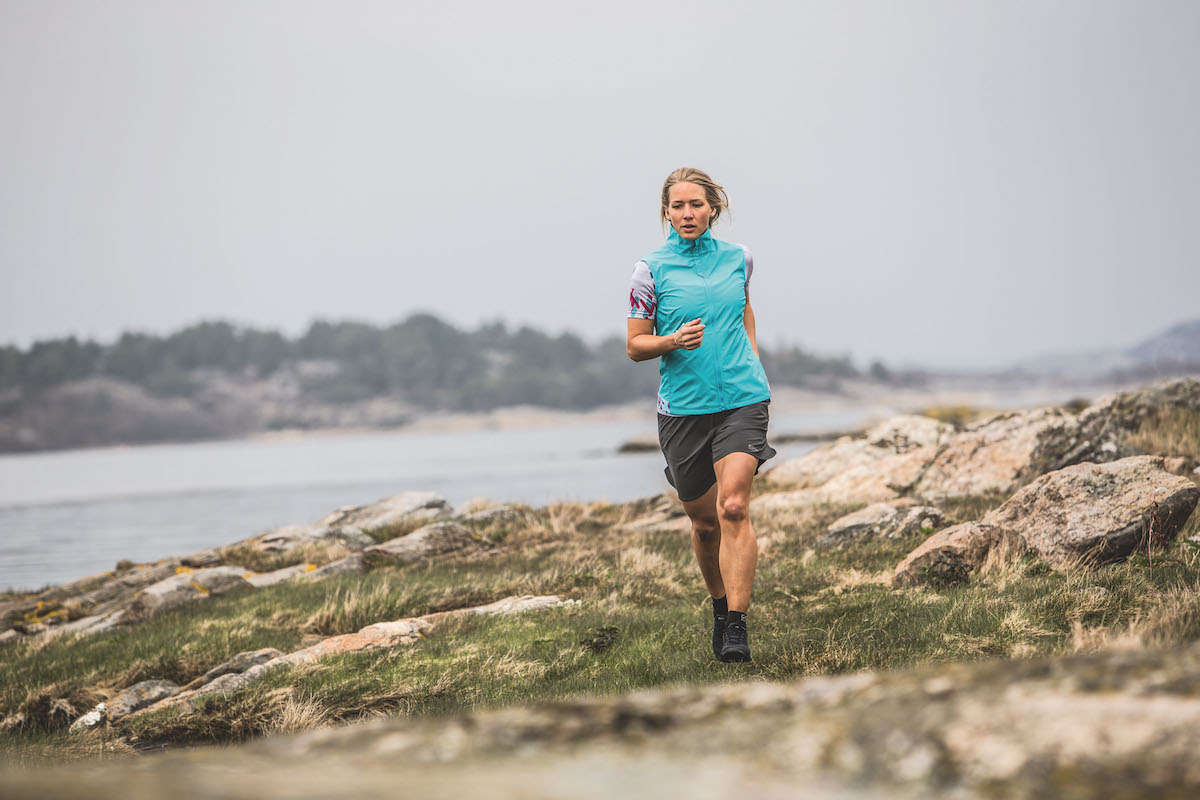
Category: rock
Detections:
[
  {"x1": 45, "y1": 614, "x2": 116, "y2": 639},
  {"x1": 253, "y1": 523, "x2": 375, "y2": 554},
  {"x1": 911, "y1": 407, "x2": 1074, "y2": 500},
  {"x1": 306, "y1": 555, "x2": 366, "y2": 577},
  {"x1": 1164, "y1": 456, "x2": 1189, "y2": 475},
  {"x1": 894, "y1": 522, "x2": 1025, "y2": 587},
  {"x1": 251, "y1": 492, "x2": 451, "y2": 553},
  {"x1": 766, "y1": 415, "x2": 954, "y2": 489},
  {"x1": 320, "y1": 491, "x2": 452, "y2": 535},
  {"x1": 68, "y1": 703, "x2": 107, "y2": 734},
  {"x1": 762, "y1": 380, "x2": 1199, "y2": 511},
  {"x1": 1067, "y1": 377, "x2": 1200, "y2": 461},
  {"x1": 107, "y1": 681, "x2": 178, "y2": 720},
  {"x1": 623, "y1": 495, "x2": 690, "y2": 534},
  {"x1": 818, "y1": 500, "x2": 944, "y2": 550},
  {"x1": 179, "y1": 548, "x2": 222, "y2": 568},
  {"x1": 363, "y1": 522, "x2": 491, "y2": 566},
  {"x1": 124, "y1": 566, "x2": 252, "y2": 621},
  {"x1": 245, "y1": 563, "x2": 313, "y2": 587},
  {"x1": 461, "y1": 505, "x2": 530, "y2": 525},
  {"x1": 864, "y1": 414, "x2": 957, "y2": 452},
  {"x1": 194, "y1": 648, "x2": 283, "y2": 685},
  {"x1": 0, "y1": 712, "x2": 25, "y2": 732},
  {"x1": 984, "y1": 455, "x2": 1200, "y2": 567},
  {"x1": 0, "y1": 629, "x2": 19, "y2": 646},
  {"x1": 753, "y1": 446, "x2": 940, "y2": 511}
]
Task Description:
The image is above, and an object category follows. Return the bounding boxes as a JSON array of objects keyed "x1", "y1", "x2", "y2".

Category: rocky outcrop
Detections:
[
  {"x1": 984, "y1": 455, "x2": 1200, "y2": 567},
  {"x1": 818, "y1": 500, "x2": 945, "y2": 550},
  {"x1": 1, "y1": 491, "x2": 493, "y2": 647},
  {"x1": 893, "y1": 522, "x2": 1025, "y2": 586},
  {"x1": 756, "y1": 377, "x2": 1200, "y2": 514}
]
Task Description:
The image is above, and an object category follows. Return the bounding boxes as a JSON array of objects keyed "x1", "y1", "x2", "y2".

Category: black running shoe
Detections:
[
  {"x1": 712, "y1": 612, "x2": 727, "y2": 659},
  {"x1": 720, "y1": 618, "x2": 751, "y2": 662}
]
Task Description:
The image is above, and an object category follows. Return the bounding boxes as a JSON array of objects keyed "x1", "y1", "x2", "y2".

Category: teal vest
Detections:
[{"x1": 644, "y1": 227, "x2": 771, "y2": 415}]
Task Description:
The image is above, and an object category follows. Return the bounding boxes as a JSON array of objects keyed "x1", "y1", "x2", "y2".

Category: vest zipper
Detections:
[{"x1": 696, "y1": 254, "x2": 727, "y2": 410}]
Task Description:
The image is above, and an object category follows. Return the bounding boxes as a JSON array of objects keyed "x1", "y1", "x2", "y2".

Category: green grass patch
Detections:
[{"x1": 4, "y1": 494, "x2": 1200, "y2": 760}]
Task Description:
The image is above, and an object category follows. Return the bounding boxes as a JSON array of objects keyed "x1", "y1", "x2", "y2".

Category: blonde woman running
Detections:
[{"x1": 626, "y1": 167, "x2": 775, "y2": 662}]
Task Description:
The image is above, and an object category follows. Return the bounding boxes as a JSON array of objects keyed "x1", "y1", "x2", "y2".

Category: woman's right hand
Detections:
[{"x1": 672, "y1": 318, "x2": 705, "y2": 350}]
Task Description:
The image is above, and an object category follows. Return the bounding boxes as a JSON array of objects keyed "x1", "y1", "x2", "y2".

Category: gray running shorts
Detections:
[{"x1": 657, "y1": 400, "x2": 777, "y2": 503}]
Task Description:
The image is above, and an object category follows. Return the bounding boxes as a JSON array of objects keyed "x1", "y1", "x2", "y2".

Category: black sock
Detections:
[
  {"x1": 727, "y1": 610, "x2": 747, "y2": 626},
  {"x1": 712, "y1": 595, "x2": 728, "y2": 617}
]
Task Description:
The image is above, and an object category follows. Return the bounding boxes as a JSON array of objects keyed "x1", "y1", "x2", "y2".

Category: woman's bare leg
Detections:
[
  {"x1": 681, "y1": 482, "x2": 724, "y2": 600},
  {"x1": 712, "y1": 452, "x2": 759, "y2": 613}
]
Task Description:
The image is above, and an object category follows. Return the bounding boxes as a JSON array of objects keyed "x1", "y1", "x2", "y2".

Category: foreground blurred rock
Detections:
[{"x1": 11, "y1": 641, "x2": 1200, "y2": 799}]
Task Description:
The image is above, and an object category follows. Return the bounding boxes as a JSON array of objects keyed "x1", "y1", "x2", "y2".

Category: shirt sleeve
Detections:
[
  {"x1": 742, "y1": 246, "x2": 754, "y2": 294},
  {"x1": 628, "y1": 260, "x2": 657, "y2": 320}
]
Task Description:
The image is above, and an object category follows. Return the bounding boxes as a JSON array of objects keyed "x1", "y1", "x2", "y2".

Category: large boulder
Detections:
[
  {"x1": 893, "y1": 522, "x2": 1025, "y2": 587},
  {"x1": 984, "y1": 455, "x2": 1200, "y2": 567},
  {"x1": 910, "y1": 407, "x2": 1075, "y2": 501}
]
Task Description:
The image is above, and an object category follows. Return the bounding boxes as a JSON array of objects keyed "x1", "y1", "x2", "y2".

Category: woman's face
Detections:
[{"x1": 665, "y1": 181, "x2": 713, "y2": 240}]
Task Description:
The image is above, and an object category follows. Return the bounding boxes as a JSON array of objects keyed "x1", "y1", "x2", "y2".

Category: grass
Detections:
[
  {"x1": 2, "y1": 408, "x2": 1199, "y2": 764},
  {"x1": 1126, "y1": 407, "x2": 1200, "y2": 462},
  {"x1": 4, "y1": 493, "x2": 1199, "y2": 764}
]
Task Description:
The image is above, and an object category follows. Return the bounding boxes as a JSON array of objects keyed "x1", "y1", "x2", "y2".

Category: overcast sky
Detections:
[{"x1": 2, "y1": 1, "x2": 1197, "y2": 369}]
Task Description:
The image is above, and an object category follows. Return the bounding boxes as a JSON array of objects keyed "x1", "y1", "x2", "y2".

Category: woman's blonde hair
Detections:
[{"x1": 660, "y1": 167, "x2": 730, "y2": 228}]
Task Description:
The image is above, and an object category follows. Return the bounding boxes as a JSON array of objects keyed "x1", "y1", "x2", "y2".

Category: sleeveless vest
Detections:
[{"x1": 643, "y1": 227, "x2": 771, "y2": 415}]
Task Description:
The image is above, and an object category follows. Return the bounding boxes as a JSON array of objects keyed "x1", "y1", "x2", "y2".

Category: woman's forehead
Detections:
[{"x1": 668, "y1": 181, "x2": 706, "y2": 202}]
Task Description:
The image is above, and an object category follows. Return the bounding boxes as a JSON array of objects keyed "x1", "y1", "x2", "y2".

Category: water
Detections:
[{"x1": 0, "y1": 405, "x2": 884, "y2": 591}]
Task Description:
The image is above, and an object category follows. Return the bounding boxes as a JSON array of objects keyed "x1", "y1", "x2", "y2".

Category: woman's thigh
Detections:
[
  {"x1": 713, "y1": 451, "x2": 758, "y2": 507},
  {"x1": 681, "y1": 481, "x2": 719, "y2": 527}
]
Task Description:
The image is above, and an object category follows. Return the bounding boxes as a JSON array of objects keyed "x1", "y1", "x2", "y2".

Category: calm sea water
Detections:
[{"x1": 0, "y1": 406, "x2": 880, "y2": 591}]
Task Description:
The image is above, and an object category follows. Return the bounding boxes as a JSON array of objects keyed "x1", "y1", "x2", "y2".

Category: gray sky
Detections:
[{"x1": 2, "y1": 1, "x2": 1197, "y2": 370}]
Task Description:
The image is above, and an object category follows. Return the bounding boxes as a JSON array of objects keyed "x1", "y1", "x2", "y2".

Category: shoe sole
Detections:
[{"x1": 719, "y1": 648, "x2": 752, "y2": 663}]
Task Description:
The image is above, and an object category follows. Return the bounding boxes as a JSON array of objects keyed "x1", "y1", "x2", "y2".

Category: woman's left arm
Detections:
[{"x1": 743, "y1": 290, "x2": 759, "y2": 358}]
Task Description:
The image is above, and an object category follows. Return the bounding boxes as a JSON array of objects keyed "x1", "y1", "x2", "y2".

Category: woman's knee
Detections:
[
  {"x1": 717, "y1": 495, "x2": 749, "y2": 524},
  {"x1": 690, "y1": 513, "x2": 720, "y2": 540}
]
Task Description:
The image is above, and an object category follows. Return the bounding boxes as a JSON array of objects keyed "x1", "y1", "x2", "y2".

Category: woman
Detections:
[{"x1": 626, "y1": 167, "x2": 776, "y2": 663}]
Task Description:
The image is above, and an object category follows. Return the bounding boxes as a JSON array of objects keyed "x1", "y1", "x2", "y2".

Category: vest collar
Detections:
[{"x1": 665, "y1": 225, "x2": 717, "y2": 255}]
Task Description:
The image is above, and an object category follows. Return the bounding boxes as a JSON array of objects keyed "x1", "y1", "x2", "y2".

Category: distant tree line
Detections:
[{"x1": 0, "y1": 316, "x2": 882, "y2": 411}]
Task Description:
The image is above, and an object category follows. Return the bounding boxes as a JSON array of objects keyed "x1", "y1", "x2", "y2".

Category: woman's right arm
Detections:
[
  {"x1": 626, "y1": 318, "x2": 676, "y2": 362},
  {"x1": 627, "y1": 317, "x2": 705, "y2": 361}
]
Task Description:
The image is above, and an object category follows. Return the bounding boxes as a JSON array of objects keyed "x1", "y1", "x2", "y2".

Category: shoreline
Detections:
[{"x1": 0, "y1": 376, "x2": 1135, "y2": 460}]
